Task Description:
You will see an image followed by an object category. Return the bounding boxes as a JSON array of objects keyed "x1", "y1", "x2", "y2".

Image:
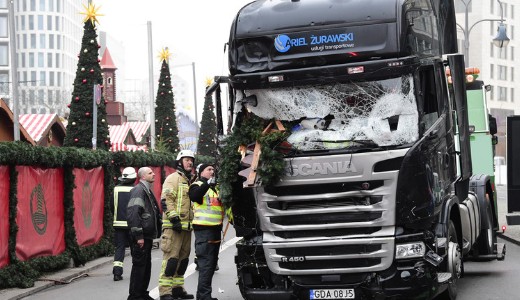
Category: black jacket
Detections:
[{"x1": 127, "y1": 181, "x2": 160, "y2": 240}]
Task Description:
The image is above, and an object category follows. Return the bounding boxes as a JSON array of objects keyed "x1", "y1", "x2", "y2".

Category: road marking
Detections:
[{"x1": 149, "y1": 236, "x2": 241, "y2": 299}]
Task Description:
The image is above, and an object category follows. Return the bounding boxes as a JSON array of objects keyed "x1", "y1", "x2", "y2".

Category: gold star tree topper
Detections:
[
  {"x1": 158, "y1": 47, "x2": 172, "y2": 63},
  {"x1": 205, "y1": 77, "x2": 213, "y2": 87},
  {"x1": 80, "y1": 3, "x2": 103, "y2": 26}
]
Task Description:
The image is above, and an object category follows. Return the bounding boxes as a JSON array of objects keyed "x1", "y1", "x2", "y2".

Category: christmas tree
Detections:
[
  {"x1": 196, "y1": 80, "x2": 218, "y2": 157},
  {"x1": 154, "y1": 48, "x2": 180, "y2": 153},
  {"x1": 64, "y1": 3, "x2": 110, "y2": 150}
]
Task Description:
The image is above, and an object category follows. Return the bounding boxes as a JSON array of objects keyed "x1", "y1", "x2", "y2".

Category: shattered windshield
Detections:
[{"x1": 239, "y1": 75, "x2": 418, "y2": 150}]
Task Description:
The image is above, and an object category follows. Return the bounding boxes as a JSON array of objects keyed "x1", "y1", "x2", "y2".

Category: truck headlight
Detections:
[{"x1": 395, "y1": 242, "x2": 426, "y2": 259}]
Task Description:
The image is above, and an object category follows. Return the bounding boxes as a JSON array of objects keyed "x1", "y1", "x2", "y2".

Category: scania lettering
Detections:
[{"x1": 207, "y1": 0, "x2": 505, "y2": 299}]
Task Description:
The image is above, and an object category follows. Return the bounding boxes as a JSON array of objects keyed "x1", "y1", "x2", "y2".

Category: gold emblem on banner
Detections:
[
  {"x1": 82, "y1": 181, "x2": 93, "y2": 228},
  {"x1": 30, "y1": 184, "x2": 47, "y2": 235}
]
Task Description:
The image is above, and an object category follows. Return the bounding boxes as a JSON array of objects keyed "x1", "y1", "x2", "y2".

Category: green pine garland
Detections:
[{"x1": 219, "y1": 115, "x2": 289, "y2": 207}]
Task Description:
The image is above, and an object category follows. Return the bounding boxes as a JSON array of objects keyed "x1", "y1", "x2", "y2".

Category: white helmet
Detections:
[
  {"x1": 119, "y1": 167, "x2": 137, "y2": 181},
  {"x1": 176, "y1": 149, "x2": 195, "y2": 161}
]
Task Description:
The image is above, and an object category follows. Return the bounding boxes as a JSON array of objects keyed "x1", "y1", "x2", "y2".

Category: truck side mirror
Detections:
[{"x1": 489, "y1": 114, "x2": 497, "y2": 135}]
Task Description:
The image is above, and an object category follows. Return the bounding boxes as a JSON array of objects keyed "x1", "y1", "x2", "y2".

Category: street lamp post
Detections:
[{"x1": 457, "y1": 0, "x2": 510, "y2": 67}]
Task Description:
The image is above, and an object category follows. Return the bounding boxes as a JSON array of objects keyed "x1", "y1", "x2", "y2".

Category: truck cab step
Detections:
[
  {"x1": 496, "y1": 242, "x2": 506, "y2": 261},
  {"x1": 437, "y1": 272, "x2": 452, "y2": 284}
]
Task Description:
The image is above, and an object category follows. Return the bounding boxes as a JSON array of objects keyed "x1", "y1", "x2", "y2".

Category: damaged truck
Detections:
[{"x1": 206, "y1": 0, "x2": 505, "y2": 299}]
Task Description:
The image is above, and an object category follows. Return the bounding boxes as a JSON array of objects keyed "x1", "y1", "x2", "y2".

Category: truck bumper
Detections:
[{"x1": 240, "y1": 261, "x2": 441, "y2": 300}]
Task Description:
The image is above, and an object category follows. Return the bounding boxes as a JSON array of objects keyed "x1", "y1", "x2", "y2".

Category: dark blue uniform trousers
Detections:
[{"x1": 194, "y1": 228, "x2": 221, "y2": 300}]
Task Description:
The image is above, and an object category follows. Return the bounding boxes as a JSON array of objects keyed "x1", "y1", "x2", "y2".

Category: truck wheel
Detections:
[
  {"x1": 475, "y1": 194, "x2": 496, "y2": 257},
  {"x1": 439, "y1": 220, "x2": 462, "y2": 300}
]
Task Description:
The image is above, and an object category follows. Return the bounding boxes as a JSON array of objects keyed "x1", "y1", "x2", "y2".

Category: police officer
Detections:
[
  {"x1": 189, "y1": 163, "x2": 223, "y2": 300},
  {"x1": 158, "y1": 150, "x2": 195, "y2": 300},
  {"x1": 112, "y1": 167, "x2": 136, "y2": 281},
  {"x1": 127, "y1": 167, "x2": 160, "y2": 300}
]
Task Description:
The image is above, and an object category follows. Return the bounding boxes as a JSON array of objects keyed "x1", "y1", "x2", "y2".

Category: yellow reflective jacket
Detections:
[{"x1": 161, "y1": 171, "x2": 194, "y2": 230}]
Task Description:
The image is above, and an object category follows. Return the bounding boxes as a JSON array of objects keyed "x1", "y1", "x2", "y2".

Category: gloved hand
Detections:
[
  {"x1": 207, "y1": 177, "x2": 216, "y2": 186},
  {"x1": 170, "y1": 215, "x2": 182, "y2": 232}
]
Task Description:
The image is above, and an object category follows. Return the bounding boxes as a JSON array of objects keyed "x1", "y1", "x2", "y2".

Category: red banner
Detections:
[
  {"x1": 164, "y1": 166, "x2": 176, "y2": 179},
  {"x1": 73, "y1": 167, "x2": 105, "y2": 246},
  {"x1": 15, "y1": 166, "x2": 65, "y2": 261},
  {"x1": 0, "y1": 166, "x2": 9, "y2": 268}
]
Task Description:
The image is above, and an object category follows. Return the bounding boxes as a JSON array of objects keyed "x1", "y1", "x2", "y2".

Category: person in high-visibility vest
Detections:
[
  {"x1": 111, "y1": 167, "x2": 136, "y2": 281},
  {"x1": 158, "y1": 150, "x2": 195, "y2": 300},
  {"x1": 189, "y1": 163, "x2": 223, "y2": 300}
]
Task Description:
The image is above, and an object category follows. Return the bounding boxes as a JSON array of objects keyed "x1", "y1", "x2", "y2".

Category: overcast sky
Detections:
[{"x1": 95, "y1": 0, "x2": 252, "y2": 120}]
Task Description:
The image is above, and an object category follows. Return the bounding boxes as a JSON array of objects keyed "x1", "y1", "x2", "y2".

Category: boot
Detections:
[
  {"x1": 172, "y1": 287, "x2": 194, "y2": 299},
  {"x1": 160, "y1": 295, "x2": 175, "y2": 300},
  {"x1": 113, "y1": 274, "x2": 123, "y2": 281}
]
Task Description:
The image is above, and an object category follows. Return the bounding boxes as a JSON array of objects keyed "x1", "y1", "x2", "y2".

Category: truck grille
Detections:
[{"x1": 256, "y1": 150, "x2": 407, "y2": 275}]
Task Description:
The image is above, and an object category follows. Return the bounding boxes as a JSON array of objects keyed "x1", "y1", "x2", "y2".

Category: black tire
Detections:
[
  {"x1": 438, "y1": 220, "x2": 462, "y2": 300},
  {"x1": 475, "y1": 194, "x2": 496, "y2": 257}
]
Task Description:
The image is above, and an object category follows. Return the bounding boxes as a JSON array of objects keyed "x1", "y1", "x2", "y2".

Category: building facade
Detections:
[
  {"x1": 455, "y1": 0, "x2": 517, "y2": 158},
  {"x1": 1, "y1": 0, "x2": 87, "y2": 116}
]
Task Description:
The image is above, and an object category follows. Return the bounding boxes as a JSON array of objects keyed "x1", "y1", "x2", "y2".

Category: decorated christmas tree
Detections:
[
  {"x1": 64, "y1": 3, "x2": 110, "y2": 150},
  {"x1": 154, "y1": 48, "x2": 180, "y2": 153},
  {"x1": 196, "y1": 79, "x2": 218, "y2": 158}
]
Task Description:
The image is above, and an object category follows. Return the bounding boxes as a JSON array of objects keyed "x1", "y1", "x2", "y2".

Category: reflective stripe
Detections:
[
  {"x1": 159, "y1": 278, "x2": 174, "y2": 286},
  {"x1": 172, "y1": 276, "x2": 184, "y2": 285},
  {"x1": 193, "y1": 182, "x2": 223, "y2": 226},
  {"x1": 113, "y1": 261, "x2": 124, "y2": 267},
  {"x1": 113, "y1": 186, "x2": 133, "y2": 227}
]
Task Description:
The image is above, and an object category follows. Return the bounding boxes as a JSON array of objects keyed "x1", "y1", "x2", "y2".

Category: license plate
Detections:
[{"x1": 310, "y1": 289, "x2": 355, "y2": 299}]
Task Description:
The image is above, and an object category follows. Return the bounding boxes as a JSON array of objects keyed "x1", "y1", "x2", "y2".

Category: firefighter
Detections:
[
  {"x1": 158, "y1": 150, "x2": 196, "y2": 300},
  {"x1": 111, "y1": 167, "x2": 136, "y2": 281},
  {"x1": 189, "y1": 163, "x2": 223, "y2": 300}
]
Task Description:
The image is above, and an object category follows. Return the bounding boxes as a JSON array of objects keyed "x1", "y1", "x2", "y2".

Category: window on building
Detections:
[
  {"x1": 39, "y1": 71, "x2": 45, "y2": 85},
  {"x1": 512, "y1": 5, "x2": 515, "y2": 19},
  {"x1": 49, "y1": 71, "x2": 54, "y2": 86},
  {"x1": 48, "y1": 90, "x2": 53, "y2": 104},
  {"x1": 47, "y1": 53, "x2": 52, "y2": 67},
  {"x1": 57, "y1": 35, "x2": 61, "y2": 49},
  {"x1": 30, "y1": 0, "x2": 35, "y2": 11},
  {"x1": 0, "y1": 0, "x2": 6, "y2": 9},
  {"x1": 29, "y1": 15, "x2": 34, "y2": 30},
  {"x1": 512, "y1": 88, "x2": 515, "y2": 103},
  {"x1": 38, "y1": 52, "x2": 43, "y2": 68},
  {"x1": 31, "y1": 71, "x2": 36, "y2": 86},
  {"x1": 498, "y1": 65, "x2": 507, "y2": 80},
  {"x1": 490, "y1": 43, "x2": 494, "y2": 57},
  {"x1": 0, "y1": 14, "x2": 7, "y2": 38},
  {"x1": 23, "y1": 0, "x2": 26, "y2": 11},
  {"x1": 30, "y1": 34, "x2": 36, "y2": 48},
  {"x1": 56, "y1": 0, "x2": 60, "y2": 12},
  {"x1": 21, "y1": 53, "x2": 25, "y2": 67},
  {"x1": 49, "y1": 34, "x2": 54, "y2": 49},
  {"x1": 37, "y1": 15, "x2": 43, "y2": 30},
  {"x1": 55, "y1": 53, "x2": 59, "y2": 68},
  {"x1": 22, "y1": 34, "x2": 27, "y2": 49},
  {"x1": 47, "y1": 15, "x2": 52, "y2": 30},
  {"x1": 504, "y1": 3, "x2": 508, "y2": 19},
  {"x1": 0, "y1": 43, "x2": 8, "y2": 66},
  {"x1": 498, "y1": 86, "x2": 507, "y2": 101},
  {"x1": 490, "y1": 86, "x2": 494, "y2": 100},
  {"x1": 49, "y1": 0, "x2": 54, "y2": 12},
  {"x1": 512, "y1": 67, "x2": 515, "y2": 82},
  {"x1": 29, "y1": 52, "x2": 34, "y2": 67},
  {"x1": 490, "y1": 64, "x2": 494, "y2": 79},
  {"x1": 490, "y1": 0, "x2": 494, "y2": 14},
  {"x1": 0, "y1": 72, "x2": 8, "y2": 93},
  {"x1": 21, "y1": 15, "x2": 25, "y2": 30},
  {"x1": 55, "y1": 16, "x2": 59, "y2": 31},
  {"x1": 511, "y1": 25, "x2": 515, "y2": 40},
  {"x1": 512, "y1": 46, "x2": 515, "y2": 60},
  {"x1": 455, "y1": 0, "x2": 472, "y2": 13},
  {"x1": 39, "y1": 0, "x2": 45, "y2": 11},
  {"x1": 39, "y1": 33, "x2": 45, "y2": 48}
]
